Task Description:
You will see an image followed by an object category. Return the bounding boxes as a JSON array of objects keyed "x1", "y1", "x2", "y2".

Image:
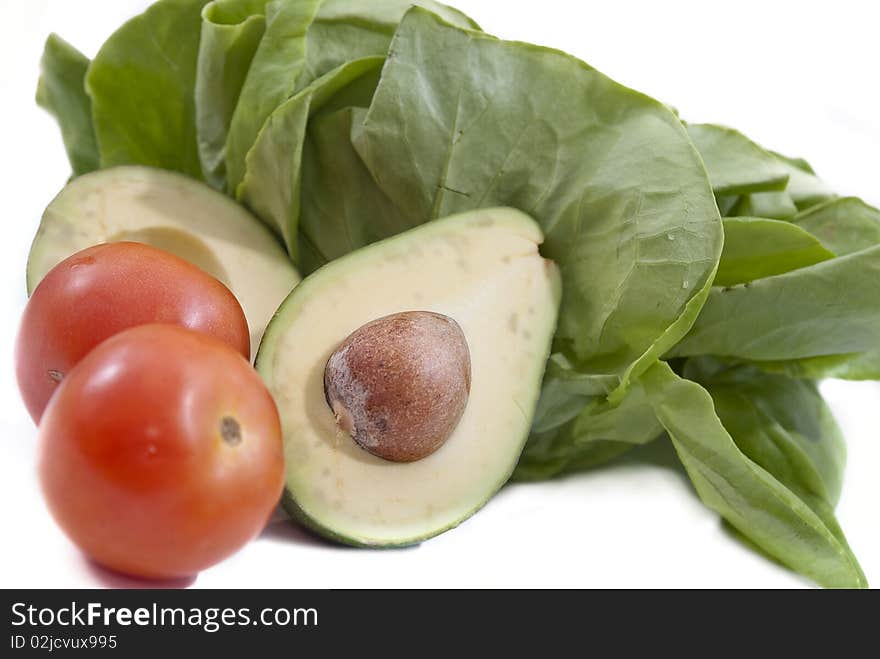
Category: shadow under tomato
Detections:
[
  {"x1": 258, "y1": 518, "x2": 335, "y2": 548},
  {"x1": 83, "y1": 557, "x2": 197, "y2": 589}
]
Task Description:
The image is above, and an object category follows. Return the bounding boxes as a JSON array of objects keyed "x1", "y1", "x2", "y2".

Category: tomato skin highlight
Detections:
[
  {"x1": 16, "y1": 242, "x2": 250, "y2": 423},
  {"x1": 38, "y1": 325, "x2": 283, "y2": 580}
]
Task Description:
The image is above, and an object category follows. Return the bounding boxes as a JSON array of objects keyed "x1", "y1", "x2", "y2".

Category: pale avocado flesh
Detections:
[
  {"x1": 27, "y1": 166, "x2": 299, "y2": 355},
  {"x1": 256, "y1": 208, "x2": 561, "y2": 546}
]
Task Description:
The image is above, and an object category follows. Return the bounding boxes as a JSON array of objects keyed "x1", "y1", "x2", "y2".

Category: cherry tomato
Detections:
[
  {"x1": 38, "y1": 324, "x2": 283, "y2": 579},
  {"x1": 16, "y1": 242, "x2": 250, "y2": 422}
]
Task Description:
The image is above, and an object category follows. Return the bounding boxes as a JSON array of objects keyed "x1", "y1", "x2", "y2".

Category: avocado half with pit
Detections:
[
  {"x1": 27, "y1": 166, "x2": 299, "y2": 354},
  {"x1": 256, "y1": 207, "x2": 561, "y2": 546}
]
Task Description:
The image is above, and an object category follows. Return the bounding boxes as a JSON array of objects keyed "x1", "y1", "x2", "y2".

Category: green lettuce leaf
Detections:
[
  {"x1": 85, "y1": 0, "x2": 209, "y2": 178},
  {"x1": 298, "y1": 105, "x2": 411, "y2": 273},
  {"x1": 36, "y1": 34, "x2": 99, "y2": 177},
  {"x1": 224, "y1": 0, "x2": 321, "y2": 193},
  {"x1": 299, "y1": 0, "x2": 479, "y2": 91},
  {"x1": 195, "y1": 0, "x2": 272, "y2": 189},
  {"x1": 642, "y1": 361, "x2": 866, "y2": 588},
  {"x1": 225, "y1": 0, "x2": 476, "y2": 196},
  {"x1": 238, "y1": 57, "x2": 384, "y2": 255}
]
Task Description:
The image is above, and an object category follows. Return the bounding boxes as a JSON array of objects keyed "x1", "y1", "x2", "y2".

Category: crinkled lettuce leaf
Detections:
[
  {"x1": 237, "y1": 57, "x2": 384, "y2": 254},
  {"x1": 195, "y1": 0, "x2": 272, "y2": 189},
  {"x1": 224, "y1": 0, "x2": 321, "y2": 193},
  {"x1": 225, "y1": 0, "x2": 478, "y2": 196}
]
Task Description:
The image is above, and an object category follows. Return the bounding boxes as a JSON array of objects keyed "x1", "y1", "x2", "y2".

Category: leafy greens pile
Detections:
[{"x1": 38, "y1": 0, "x2": 878, "y2": 587}]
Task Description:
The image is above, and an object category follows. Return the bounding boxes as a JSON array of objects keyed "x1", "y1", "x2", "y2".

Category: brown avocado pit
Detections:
[{"x1": 323, "y1": 311, "x2": 471, "y2": 462}]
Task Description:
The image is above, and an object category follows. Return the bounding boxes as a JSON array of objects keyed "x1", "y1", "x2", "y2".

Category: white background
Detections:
[{"x1": 0, "y1": 0, "x2": 877, "y2": 588}]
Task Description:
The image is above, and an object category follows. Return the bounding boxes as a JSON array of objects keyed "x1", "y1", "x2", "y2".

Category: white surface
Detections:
[{"x1": 0, "y1": 0, "x2": 877, "y2": 589}]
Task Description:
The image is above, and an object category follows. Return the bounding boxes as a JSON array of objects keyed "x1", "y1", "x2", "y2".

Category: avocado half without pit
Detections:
[
  {"x1": 256, "y1": 207, "x2": 562, "y2": 546},
  {"x1": 26, "y1": 166, "x2": 299, "y2": 354}
]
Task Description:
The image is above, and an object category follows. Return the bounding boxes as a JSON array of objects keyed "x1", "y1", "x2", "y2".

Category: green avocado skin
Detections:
[{"x1": 279, "y1": 479, "x2": 499, "y2": 548}]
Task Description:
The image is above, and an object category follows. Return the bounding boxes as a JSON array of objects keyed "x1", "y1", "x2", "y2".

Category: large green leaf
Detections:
[
  {"x1": 642, "y1": 361, "x2": 866, "y2": 589},
  {"x1": 195, "y1": 0, "x2": 272, "y2": 189},
  {"x1": 353, "y1": 8, "x2": 721, "y2": 381},
  {"x1": 36, "y1": 34, "x2": 99, "y2": 177},
  {"x1": 716, "y1": 217, "x2": 834, "y2": 286},
  {"x1": 671, "y1": 245, "x2": 880, "y2": 361},
  {"x1": 86, "y1": 0, "x2": 209, "y2": 178},
  {"x1": 687, "y1": 124, "x2": 789, "y2": 195}
]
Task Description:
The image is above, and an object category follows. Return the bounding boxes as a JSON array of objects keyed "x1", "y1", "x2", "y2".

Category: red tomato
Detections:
[
  {"x1": 16, "y1": 242, "x2": 250, "y2": 422},
  {"x1": 38, "y1": 324, "x2": 283, "y2": 579}
]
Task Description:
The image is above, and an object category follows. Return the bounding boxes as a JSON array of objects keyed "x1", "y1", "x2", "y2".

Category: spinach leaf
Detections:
[
  {"x1": 36, "y1": 34, "x2": 99, "y2": 177},
  {"x1": 793, "y1": 197, "x2": 880, "y2": 256},
  {"x1": 687, "y1": 124, "x2": 789, "y2": 195},
  {"x1": 86, "y1": 0, "x2": 209, "y2": 179},
  {"x1": 715, "y1": 194, "x2": 739, "y2": 216},
  {"x1": 723, "y1": 197, "x2": 880, "y2": 379},
  {"x1": 752, "y1": 351, "x2": 880, "y2": 381},
  {"x1": 238, "y1": 57, "x2": 384, "y2": 253},
  {"x1": 685, "y1": 358, "x2": 846, "y2": 503},
  {"x1": 353, "y1": 8, "x2": 721, "y2": 382},
  {"x1": 715, "y1": 217, "x2": 834, "y2": 286},
  {"x1": 671, "y1": 245, "x2": 880, "y2": 361},
  {"x1": 730, "y1": 190, "x2": 797, "y2": 220},
  {"x1": 771, "y1": 150, "x2": 836, "y2": 210},
  {"x1": 225, "y1": 0, "x2": 321, "y2": 193},
  {"x1": 515, "y1": 381, "x2": 661, "y2": 480},
  {"x1": 196, "y1": 0, "x2": 272, "y2": 189},
  {"x1": 529, "y1": 354, "x2": 620, "y2": 433},
  {"x1": 712, "y1": 147, "x2": 832, "y2": 218},
  {"x1": 642, "y1": 361, "x2": 866, "y2": 588}
]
